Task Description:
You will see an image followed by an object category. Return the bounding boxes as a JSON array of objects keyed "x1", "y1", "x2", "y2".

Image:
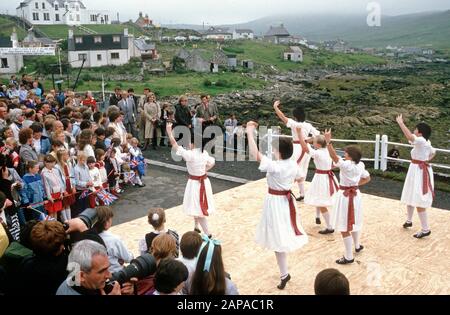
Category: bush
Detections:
[
  {"x1": 203, "y1": 79, "x2": 212, "y2": 87},
  {"x1": 215, "y1": 79, "x2": 230, "y2": 87}
]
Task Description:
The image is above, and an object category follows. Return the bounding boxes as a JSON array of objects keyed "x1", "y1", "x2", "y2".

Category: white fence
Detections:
[{"x1": 266, "y1": 129, "x2": 450, "y2": 175}]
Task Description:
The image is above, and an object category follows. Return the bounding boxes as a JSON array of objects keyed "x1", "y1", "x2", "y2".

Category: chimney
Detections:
[
  {"x1": 124, "y1": 28, "x2": 128, "y2": 36},
  {"x1": 68, "y1": 29, "x2": 74, "y2": 39}
]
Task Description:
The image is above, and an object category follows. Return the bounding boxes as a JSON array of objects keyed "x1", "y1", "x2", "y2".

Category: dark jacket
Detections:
[
  {"x1": 109, "y1": 93, "x2": 122, "y2": 106},
  {"x1": 175, "y1": 103, "x2": 192, "y2": 127}
]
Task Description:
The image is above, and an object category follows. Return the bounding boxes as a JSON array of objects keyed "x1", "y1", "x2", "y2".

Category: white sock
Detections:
[
  {"x1": 134, "y1": 175, "x2": 143, "y2": 185},
  {"x1": 194, "y1": 217, "x2": 200, "y2": 229},
  {"x1": 275, "y1": 252, "x2": 288, "y2": 278},
  {"x1": 418, "y1": 211, "x2": 430, "y2": 232},
  {"x1": 351, "y1": 231, "x2": 361, "y2": 250},
  {"x1": 322, "y1": 211, "x2": 332, "y2": 229},
  {"x1": 197, "y1": 217, "x2": 210, "y2": 235},
  {"x1": 407, "y1": 205, "x2": 414, "y2": 223},
  {"x1": 315, "y1": 208, "x2": 321, "y2": 219},
  {"x1": 343, "y1": 236, "x2": 354, "y2": 260},
  {"x1": 298, "y1": 182, "x2": 305, "y2": 197}
]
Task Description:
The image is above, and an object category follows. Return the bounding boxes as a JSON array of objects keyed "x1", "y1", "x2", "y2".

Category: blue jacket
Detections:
[
  {"x1": 40, "y1": 136, "x2": 51, "y2": 155},
  {"x1": 20, "y1": 173, "x2": 46, "y2": 206}
]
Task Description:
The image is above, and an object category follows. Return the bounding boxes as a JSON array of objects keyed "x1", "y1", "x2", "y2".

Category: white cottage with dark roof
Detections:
[
  {"x1": 16, "y1": 0, "x2": 110, "y2": 26},
  {"x1": 264, "y1": 24, "x2": 291, "y2": 44},
  {"x1": 233, "y1": 29, "x2": 254, "y2": 40}
]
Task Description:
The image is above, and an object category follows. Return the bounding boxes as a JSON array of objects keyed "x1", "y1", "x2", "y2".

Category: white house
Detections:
[
  {"x1": 0, "y1": 31, "x2": 24, "y2": 74},
  {"x1": 16, "y1": 0, "x2": 111, "y2": 26},
  {"x1": 68, "y1": 29, "x2": 157, "y2": 68},
  {"x1": 284, "y1": 46, "x2": 303, "y2": 62},
  {"x1": 203, "y1": 27, "x2": 232, "y2": 41},
  {"x1": 232, "y1": 29, "x2": 254, "y2": 40}
]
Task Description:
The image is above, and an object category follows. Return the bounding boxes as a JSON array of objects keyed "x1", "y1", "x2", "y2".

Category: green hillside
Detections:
[{"x1": 0, "y1": 16, "x2": 28, "y2": 40}]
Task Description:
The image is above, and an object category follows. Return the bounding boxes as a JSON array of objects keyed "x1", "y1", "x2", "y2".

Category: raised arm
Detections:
[
  {"x1": 296, "y1": 126, "x2": 310, "y2": 154},
  {"x1": 396, "y1": 114, "x2": 415, "y2": 142},
  {"x1": 166, "y1": 122, "x2": 180, "y2": 151},
  {"x1": 324, "y1": 129, "x2": 339, "y2": 163},
  {"x1": 273, "y1": 101, "x2": 289, "y2": 125},
  {"x1": 246, "y1": 121, "x2": 263, "y2": 162}
]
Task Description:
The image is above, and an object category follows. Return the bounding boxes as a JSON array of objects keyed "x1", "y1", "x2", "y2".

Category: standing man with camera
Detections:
[{"x1": 56, "y1": 240, "x2": 136, "y2": 295}]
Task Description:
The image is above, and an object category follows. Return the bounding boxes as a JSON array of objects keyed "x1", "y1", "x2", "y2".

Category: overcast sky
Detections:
[{"x1": 1, "y1": 0, "x2": 449, "y2": 24}]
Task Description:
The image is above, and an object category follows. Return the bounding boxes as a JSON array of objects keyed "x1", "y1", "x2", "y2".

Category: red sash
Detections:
[
  {"x1": 293, "y1": 141, "x2": 306, "y2": 165},
  {"x1": 189, "y1": 174, "x2": 209, "y2": 216},
  {"x1": 340, "y1": 186, "x2": 358, "y2": 232},
  {"x1": 268, "y1": 188, "x2": 302, "y2": 236},
  {"x1": 316, "y1": 169, "x2": 339, "y2": 196},
  {"x1": 411, "y1": 160, "x2": 435, "y2": 198}
]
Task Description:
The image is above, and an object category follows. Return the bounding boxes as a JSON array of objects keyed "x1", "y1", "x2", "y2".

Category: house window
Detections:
[
  {"x1": 32, "y1": 13, "x2": 39, "y2": 21},
  {"x1": 97, "y1": 54, "x2": 102, "y2": 61},
  {"x1": 42, "y1": 2, "x2": 45, "y2": 9},
  {"x1": 55, "y1": 4, "x2": 58, "y2": 10},
  {"x1": 113, "y1": 36, "x2": 120, "y2": 43},
  {"x1": 65, "y1": 5, "x2": 68, "y2": 10},
  {"x1": 35, "y1": 2, "x2": 39, "y2": 9},
  {"x1": 75, "y1": 5, "x2": 79, "y2": 11},
  {"x1": 111, "y1": 53, "x2": 120, "y2": 59},
  {"x1": 76, "y1": 14, "x2": 80, "y2": 21},
  {"x1": 104, "y1": 15, "x2": 108, "y2": 22},
  {"x1": 94, "y1": 36, "x2": 102, "y2": 43},
  {"x1": 90, "y1": 14, "x2": 97, "y2": 22},
  {"x1": 75, "y1": 37, "x2": 83, "y2": 44},
  {"x1": 69, "y1": 14, "x2": 73, "y2": 21},
  {"x1": 44, "y1": 13, "x2": 50, "y2": 21},
  {"x1": 1, "y1": 58, "x2": 9, "y2": 69},
  {"x1": 78, "y1": 53, "x2": 87, "y2": 61},
  {"x1": 55, "y1": 14, "x2": 59, "y2": 21}
]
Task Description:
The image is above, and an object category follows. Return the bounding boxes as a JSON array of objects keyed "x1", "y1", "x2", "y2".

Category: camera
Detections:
[{"x1": 104, "y1": 253, "x2": 156, "y2": 294}]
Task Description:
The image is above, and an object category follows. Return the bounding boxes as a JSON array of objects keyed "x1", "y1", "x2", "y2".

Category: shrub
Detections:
[{"x1": 203, "y1": 79, "x2": 212, "y2": 87}]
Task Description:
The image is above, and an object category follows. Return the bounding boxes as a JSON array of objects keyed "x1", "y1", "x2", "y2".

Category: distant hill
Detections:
[{"x1": 165, "y1": 10, "x2": 450, "y2": 49}]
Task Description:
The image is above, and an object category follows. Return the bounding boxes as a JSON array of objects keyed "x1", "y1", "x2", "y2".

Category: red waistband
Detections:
[
  {"x1": 293, "y1": 141, "x2": 301, "y2": 144},
  {"x1": 268, "y1": 188, "x2": 291, "y2": 196},
  {"x1": 340, "y1": 186, "x2": 358, "y2": 190},
  {"x1": 189, "y1": 174, "x2": 208, "y2": 181},
  {"x1": 315, "y1": 169, "x2": 333, "y2": 174},
  {"x1": 268, "y1": 188, "x2": 302, "y2": 236},
  {"x1": 411, "y1": 159, "x2": 429, "y2": 166}
]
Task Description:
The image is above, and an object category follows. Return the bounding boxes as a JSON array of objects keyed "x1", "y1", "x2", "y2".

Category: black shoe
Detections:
[
  {"x1": 403, "y1": 221, "x2": 413, "y2": 229},
  {"x1": 208, "y1": 234, "x2": 213, "y2": 239},
  {"x1": 296, "y1": 196, "x2": 304, "y2": 202},
  {"x1": 194, "y1": 228, "x2": 201, "y2": 234},
  {"x1": 277, "y1": 274, "x2": 291, "y2": 290},
  {"x1": 413, "y1": 230, "x2": 431, "y2": 239},
  {"x1": 315, "y1": 218, "x2": 321, "y2": 225},
  {"x1": 137, "y1": 183, "x2": 146, "y2": 188},
  {"x1": 355, "y1": 245, "x2": 364, "y2": 253},
  {"x1": 336, "y1": 257, "x2": 354, "y2": 265},
  {"x1": 319, "y1": 228, "x2": 334, "y2": 235}
]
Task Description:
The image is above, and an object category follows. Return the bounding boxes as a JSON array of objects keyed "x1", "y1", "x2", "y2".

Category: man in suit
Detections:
[
  {"x1": 118, "y1": 91, "x2": 138, "y2": 137},
  {"x1": 196, "y1": 95, "x2": 220, "y2": 153},
  {"x1": 109, "y1": 87, "x2": 122, "y2": 106}
]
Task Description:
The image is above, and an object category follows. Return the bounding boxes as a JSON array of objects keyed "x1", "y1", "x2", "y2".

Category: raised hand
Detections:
[
  {"x1": 166, "y1": 122, "x2": 173, "y2": 133},
  {"x1": 324, "y1": 129, "x2": 332, "y2": 143},
  {"x1": 396, "y1": 114, "x2": 404, "y2": 125},
  {"x1": 246, "y1": 121, "x2": 258, "y2": 131},
  {"x1": 273, "y1": 100, "x2": 281, "y2": 109}
]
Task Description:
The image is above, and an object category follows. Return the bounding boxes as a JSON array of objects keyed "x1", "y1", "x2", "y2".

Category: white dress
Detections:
[
  {"x1": 255, "y1": 156, "x2": 309, "y2": 252},
  {"x1": 286, "y1": 118, "x2": 320, "y2": 179},
  {"x1": 177, "y1": 147, "x2": 216, "y2": 217},
  {"x1": 400, "y1": 135, "x2": 435, "y2": 208},
  {"x1": 304, "y1": 148, "x2": 337, "y2": 207},
  {"x1": 331, "y1": 158, "x2": 370, "y2": 232}
]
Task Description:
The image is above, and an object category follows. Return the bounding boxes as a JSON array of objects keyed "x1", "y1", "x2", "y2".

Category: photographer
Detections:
[{"x1": 56, "y1": 240, "x2": 136, "y2": 295}]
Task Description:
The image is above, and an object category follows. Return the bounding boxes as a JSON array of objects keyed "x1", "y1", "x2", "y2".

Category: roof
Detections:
[
  {"x1": 0, "y1": 36, "x2": 12, "y2": 48},
  {"x1": 134, "y1": 38, "x2": 155, "y2": 51},
  {"x1": 23, "y1": 31, "x2": 54, "y2": 45},
  {"x1": 68, "y1": 34, "x2": 128, "y2": 51},
  {"x1": 286, "y1": 46, "x2": 302, "y2": 53},
  {"x1": 235, "y1": 29, "x2": 253, "y2": 34},
  {"x1": 265, "y1": 25, "x2": 290, "y2": 37},
  {"x1": 17, "y1": 0, "x2": 86, "y2": 10},
  {"x1": 204, "y1": 27, "x2": 232, "y2": 35}
]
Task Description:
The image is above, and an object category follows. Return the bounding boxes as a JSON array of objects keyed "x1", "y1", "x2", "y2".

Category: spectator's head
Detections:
[
  {"x1": 293, "y1": 106, "x2": 306, "y2": 122},
  {"x1": 78, "y1": 129, "x2": 93, "y2": 150},
  {"x1": 127, "y1": 88, "x2": 134, "y2": 95},
  {"x1": 143, "y1": 87, "x2": 151, "y2": 95},
  {"x1": 53, "y1": 120, "x2": 64, "y2": 133},
  {"x1": 56, "y1": 148, "x2": 69, "y2": 166},
  {"x1": 61, "y1": 118, "x2": 71, "y2": 132},
  {"x1": 111, "y1": 138, "x2": 121, "y2": 148},
  {"x1": 121, "y1": 91, "x2": 128, "y2": 99},
  {"x1": 151, "y1": 233, "x2": 177, "y2": 263},
  {"x1": 312, "y1": 135, "x2": 327, "y2": 149},
  {"x1": 147, "y1": 208, "x2": 166, "y2": 230},
  {"x1": 200, "y1": 94, "x2": 208, "y2": 104},
  {"x1": 0, "y1": 103, "x2": 7, "y2": 119},
  {"x1": 30, "y1": 122, "x2": 43, "y2": 139},
  {"x1": 53, "y1": 130, "x2": 66, "y2": 145},
  {"x1": 77, "y1": 152, "x2": 87, "y2": 165},
  {"x1": 272, "y1": 136, "x2": 293, "y2": 161},
  {"x1": 180, "y1": 231, "x2": 202, "y2": 260},
  {"x1": 9, "y1": 108, "x2": 24, "y2": 124},
  {"x1": 26, "y1": 160, "x2": 40, "y2": 174},
  {"x1": 109, "y1": 111, "x2": 121, "y2": 124},
  {"x1": 86, "y1": 91, "x2": 93, "y2": 98},
  {"x1": 68, "y1": 240, "x2": 110, "y2": 290},
  {"x1": 414, "y1": 122, "x2": 432, "y2": 141},
  {"x1": 44, "y1": 154, "x2": 57, "y2": 169},
  {"x1": 95, "y1": 148, "x2": 105, "y2": 162},
  {"x1": 24, "y1": 109, "x2": 36, "y2": 120},
  {"x1": 105, "y1": 127, "x2": 115, "y2": 138},
  {"x1": 178, "y1": 95, "x2": 188, "y2": 106},
  {"x1": 5, "y1": 137, "x2": 17, "y2": 149},
  {"x1": 92, "y1": 206, "x2": 114, "y2": 234},
  {"x1": 130, "y1": 137, "x2": 139, "y2": 147},
  {"x1": 80, "y1": 120, "x2": 92, "y2": 131},
  {"x1": 51, "y1": 139, "x2": 64, "y2": 153},
  {"x1": 1, "y1": 127, "x2": 13, "y2": 139},
  {"x1": 94, "y1": 128, "x2": 105, "y2": 141},
  {"x1": 191, "y1": 238, "x2": 226, "y2": 295},
  {"x1": 19, "y1": 127, "x2": 33, "y2": 145},
  {"x1": 72, "y1": 111, "x2": 82, "y2": 122},
  {"x1": 87, "y1": 156, "x2": 96, "y2": 169},
  {"x1": 314, "y1": 268, "x2": 350, "y2": 295},
  {"x1": 93, "y1": 112, "x2": 103, "y2": 125},
  {"x1": 344, "y1": 145, "x2": 362, "y2": 164},
  {"x1": 82, "y1": 110, "x2": 93, "y2": 121},
  {"x1": 30, "y1": 221, "x2": 66, "y2": 257},
  {"x1": 41, "y1": 103, "x2": 51, "y2": 115},
  {"x1": 59, "y1": 106, "x2": 72, "y2": 119},
  {"x1": 114, "y1": 87, "x2": 121, "y2": 95},
  {"x1": 154, "y1": 258, "x2": 189, "y2": 295},
  {"x1": 44, "y1": 118, "x2": 55, "y2": 133}
]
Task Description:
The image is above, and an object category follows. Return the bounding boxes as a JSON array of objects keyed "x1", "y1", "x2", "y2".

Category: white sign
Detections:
[{"x1": 0, "y1": 47, "x2": 56, "y2": 56}]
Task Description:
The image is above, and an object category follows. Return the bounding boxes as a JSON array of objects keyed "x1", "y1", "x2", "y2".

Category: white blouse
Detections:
[
  {"x1": 176, "y1": 147, "x2": 215, "y2": 176},
  {"x1": 336, "y1": 158, "x2": 370, "y2": 187},
  {"x1": 259, "y1": 156, "x2": 302, "y2": 191}
]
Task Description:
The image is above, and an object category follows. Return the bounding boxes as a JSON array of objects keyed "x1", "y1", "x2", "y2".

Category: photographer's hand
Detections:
[
  {"x1": 101, "y1": 281, "x2": 121, "y2": 295},
  {"x1": 121, "y1": 278, "x2": 138, "y2": 296}
]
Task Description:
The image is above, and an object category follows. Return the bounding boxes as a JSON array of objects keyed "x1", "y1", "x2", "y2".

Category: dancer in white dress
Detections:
[
  {"x1": 273, "y1": 101, "x2": 320, "y2": 206},
  {"x1": 396, "y1": 115, "x2": 436, "y2": 239},
  {"x1": 296, "y1": 127, "x2": 338, "y2": 234},
  {"x1": 324, "y1": 130, "x2": 371, "y2": 265},
  {"x1": 166, "y1": 122, "x2": 216, "y2": 237},
  {"x1": 246, "y1": 121, "x2": 308, "y2": 290}
]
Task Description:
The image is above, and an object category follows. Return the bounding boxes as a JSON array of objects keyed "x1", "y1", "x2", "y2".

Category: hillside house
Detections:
[
  {"x1": 233, "y1": 29, "x2": 254, "y2": 40},
  {"x1": 283, "y1": 46, "x2": 303, "y2": 62}
]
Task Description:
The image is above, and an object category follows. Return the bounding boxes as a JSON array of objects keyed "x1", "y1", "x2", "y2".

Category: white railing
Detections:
[{"x1": 265, "y1": 129, "x2": 450, "y2": 175}]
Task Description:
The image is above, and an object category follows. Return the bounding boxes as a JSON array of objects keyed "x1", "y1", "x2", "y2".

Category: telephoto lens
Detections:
[{"x1": 107, "y1": 253, "x2": 157, "y2": 286}]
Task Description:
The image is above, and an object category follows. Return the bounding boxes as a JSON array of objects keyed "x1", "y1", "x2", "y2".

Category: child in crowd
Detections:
[
  {"x1": 2, "y1": 138, "x2": 20, "y2": 168},
  {"x1": 105, "y1": 148, "x2": 122, "y2": 195},
  {"x1": 40, "y1": 154, "x2": 66, "y2": 220},
  {"x1": 20, "y1": 161, "x2": 46, "y2": 221},
  {"x1": 314, "y1": 268, "x2": 350, "y2": 295},
  {"x1": 129, "y1": 137, "x2": 146, "y2": 187},
  {"x1": 73, "y1": 152, "x2": 93, "y2": 217},
  {"x1": 87, "y1": 156, "x2": 102, "y2": 208},
  {"x1": 153, "y1": 259, "x2": 189, "y2": 295},
  {"x1": 55, "y1": 149, "x2": 75, "y2": 222},
  {"x1": 178, "y1": 231, "x2": 202, "y2": 295},
  {"x1": 95, "y1": 149, "x2": 109, "y2": 191}
]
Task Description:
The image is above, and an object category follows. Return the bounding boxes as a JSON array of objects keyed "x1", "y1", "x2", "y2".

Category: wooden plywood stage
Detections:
[{"x1": 111, "y1": 179, "x2": 450, "y2": 295}]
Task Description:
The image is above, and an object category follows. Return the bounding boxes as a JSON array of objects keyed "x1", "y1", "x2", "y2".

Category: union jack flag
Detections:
[
  {"x1": 130, "y1": 159, "x2": 139, "y2": 168},
  {"x1": 38, "y1": 212, "x2": 56, "y2": 222},
  {"x1": 97, "y1": 189, "x2": 118, "y2": 206},
  {"x1": 79, "y1": 189, "x2": 90, "y2": 200}
]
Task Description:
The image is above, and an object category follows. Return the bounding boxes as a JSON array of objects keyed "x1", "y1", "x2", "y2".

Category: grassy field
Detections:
[{"x1": 0, "y1": 16, "x2": 28, "y2": 40}]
